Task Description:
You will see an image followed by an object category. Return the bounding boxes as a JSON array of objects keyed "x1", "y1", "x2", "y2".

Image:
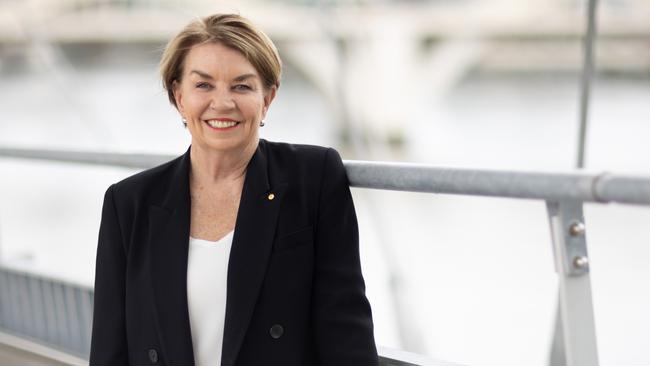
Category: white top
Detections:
[{"x1": 187, "y1": 231, "x2": 234, "y2": 366}]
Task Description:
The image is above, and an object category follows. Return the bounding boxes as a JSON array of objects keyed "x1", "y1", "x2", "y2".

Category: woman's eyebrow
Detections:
[
  {"x1": 189, "y1": 70, "x2": 256, "y2": 83},
  {"x1": 190, "y1": 70, "x2": 213, "y2": 79},
  {"x1": 233, "y1": 73, "x2": 256, "y2": 82}
]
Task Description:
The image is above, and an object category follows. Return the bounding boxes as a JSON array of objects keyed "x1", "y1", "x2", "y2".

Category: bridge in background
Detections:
[{"x1": 1, "y1": 0, "x2": 649, "y2": 144}]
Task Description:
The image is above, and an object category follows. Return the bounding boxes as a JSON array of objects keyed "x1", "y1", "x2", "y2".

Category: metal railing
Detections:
[
  {"x1": 0, "y1": 264, "x2": 93, "y2": 360},
  {"x1": 3, "y1": 147, "x2": 650, "y2": 365},
  {"x1": 0, "y1": 264, "x2": 457, "y2": 366}
]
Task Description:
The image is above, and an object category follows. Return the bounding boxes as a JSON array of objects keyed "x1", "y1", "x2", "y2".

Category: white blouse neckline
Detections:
[{"x1": 189, "y1": 230, "x2": 234, "y2": 246}]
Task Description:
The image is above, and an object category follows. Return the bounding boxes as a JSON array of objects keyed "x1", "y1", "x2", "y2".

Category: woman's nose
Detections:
[{"x1": 209, "y1": 88, "x2": 235, "y2": 110}]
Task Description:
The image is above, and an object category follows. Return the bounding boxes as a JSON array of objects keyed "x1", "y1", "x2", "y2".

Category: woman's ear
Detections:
[
  {"x1": 172, "y1": 80, "x2": 185, "y2": 115},
  {"x1": 261, "y1": 86, "x2": 277, "y2": 118}
]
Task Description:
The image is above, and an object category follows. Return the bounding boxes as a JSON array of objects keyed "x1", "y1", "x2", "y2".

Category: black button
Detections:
[
  {"x1": 269, "y1": 324, "x2": 284, "y2": 339},
  {"x1": 148, "y1": 349, "x2": 158, "y2": 363}
]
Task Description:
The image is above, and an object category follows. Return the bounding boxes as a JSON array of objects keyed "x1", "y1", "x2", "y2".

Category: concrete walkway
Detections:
[
  {"x1": 0, "y1": 343, "x2": 69, "y2": 366},
  {"x1": 0, "y1": 332, "x2": 86, "y2": 366}
]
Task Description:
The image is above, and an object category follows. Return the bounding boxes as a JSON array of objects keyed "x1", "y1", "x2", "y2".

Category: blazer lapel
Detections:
[
  {"x1": 221, "y1": 141, "x2": 287, "y2": 366},
  {"x1": 148, "y1": 148, "x2": 195, "y2": 366},
  {"x1": 147, "y1": 141, "x2": 286, "y2": 366}
]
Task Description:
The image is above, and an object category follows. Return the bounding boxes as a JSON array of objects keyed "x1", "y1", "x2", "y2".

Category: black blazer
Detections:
[{"x1": 89, "y1": 139, "x2": 379, "y2": 366}]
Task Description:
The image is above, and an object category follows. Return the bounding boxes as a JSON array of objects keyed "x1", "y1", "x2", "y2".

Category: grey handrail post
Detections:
[
  {"x1": 576, "y1": 0, "x2": 600, "y2": 169},
  {"x1": 546, "y1": 201, "x2": 599, "y2": 366},
  {"x1": 552, "y1": 0, "x2": 601, "y2": 362}
]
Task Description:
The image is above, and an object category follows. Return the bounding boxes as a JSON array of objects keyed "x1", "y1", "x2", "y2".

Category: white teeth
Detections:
[{"x1": 207, "y1": 120, "x2": 238, "y2": 128}]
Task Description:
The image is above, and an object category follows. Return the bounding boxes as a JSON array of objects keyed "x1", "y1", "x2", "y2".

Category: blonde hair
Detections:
[{"x1": 160, "y1": 14, "x2": 282, "y2": 109}]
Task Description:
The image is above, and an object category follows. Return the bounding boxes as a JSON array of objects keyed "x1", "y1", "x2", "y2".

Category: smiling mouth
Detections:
[{"x1": 204, "y1": 119, "x2": 240, "y2": 130}]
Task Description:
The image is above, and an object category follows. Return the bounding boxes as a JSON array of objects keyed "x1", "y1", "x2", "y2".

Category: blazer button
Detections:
[
  {"x1": 148, "y1": 349, "x2": 159, "y2": 363},
  {"x1": 269, "y1": 324, "x2": 284, "y2": 339}
]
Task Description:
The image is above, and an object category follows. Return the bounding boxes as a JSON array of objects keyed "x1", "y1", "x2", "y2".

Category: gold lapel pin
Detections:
[{"x1": 267, "y1": 193, "x2": 275, "y2": 201}]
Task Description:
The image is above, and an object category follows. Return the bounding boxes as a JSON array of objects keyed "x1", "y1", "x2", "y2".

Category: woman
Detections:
[{"x1": 90, "y1": 14, "x2": 378, "y2": 366}]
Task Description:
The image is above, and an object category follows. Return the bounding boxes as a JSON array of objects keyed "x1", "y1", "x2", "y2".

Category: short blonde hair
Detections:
[{"x1": 160, "y1": 14, "x2": 282, "y2": 109}]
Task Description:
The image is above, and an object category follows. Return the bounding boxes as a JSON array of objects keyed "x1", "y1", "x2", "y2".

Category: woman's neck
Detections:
[{"x1": 189, "y1": 139, "x2": 258, "y2": 185}]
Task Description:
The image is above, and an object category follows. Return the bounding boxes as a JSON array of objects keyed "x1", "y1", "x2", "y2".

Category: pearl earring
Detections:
[
  {"x1": 182, "y1": 117, "x2": 187, "y2": 127},
  {"x1": 260, "y1": 120, "x2": 265, "y2": 127}
]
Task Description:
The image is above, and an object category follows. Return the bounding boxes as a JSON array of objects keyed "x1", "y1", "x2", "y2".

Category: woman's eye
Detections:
[
  {"x1": 233, "y1": 84, "x2": 251, "y2": 91},
  {"x1": 196, "y1": 82, "x2": 212, "y2": 90}
]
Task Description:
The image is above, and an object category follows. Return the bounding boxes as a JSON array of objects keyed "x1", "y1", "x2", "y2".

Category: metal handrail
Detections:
[
  {"x1": 8, "y1": 142, "x2": 650, "y2": 365},
  {"x1": 2, "y1": 146, "x2": 650, "y2": 205},
  {"x1": 4, "y1": 146, "x2": 650, "y2": 365}
]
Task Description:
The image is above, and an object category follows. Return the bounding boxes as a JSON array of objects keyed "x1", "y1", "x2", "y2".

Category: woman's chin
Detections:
[{"x1": 194, "y1": 137, "x2": 254, "y2": 155}]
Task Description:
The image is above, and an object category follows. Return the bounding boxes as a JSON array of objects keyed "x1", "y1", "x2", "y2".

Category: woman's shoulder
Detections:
[
  {"x1": 260, "y1": 139, "x2": 348, "y2": 190},
  {"x1": 108, "y1": 152, "x2": 185, "y2": 202},
  {"x1": 262, "y1": 138, "x2": 328, "y2": 155},
  {"x1": 261, "y1": 139, "x2": 345, "y2": 168}
]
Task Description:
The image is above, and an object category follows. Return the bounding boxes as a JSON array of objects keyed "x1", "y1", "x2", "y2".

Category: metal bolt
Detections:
[
  {"x1": 569, "y1": 221, "x2": 586, "y2": 236},
  {"x1": 573, "y1": 256, "x2": 589, "y2": 269}
]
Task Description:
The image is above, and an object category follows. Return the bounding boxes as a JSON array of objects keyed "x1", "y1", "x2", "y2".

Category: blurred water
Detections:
[{"x1": 1, "y1": 60, "x2": 649, "y2": 366}]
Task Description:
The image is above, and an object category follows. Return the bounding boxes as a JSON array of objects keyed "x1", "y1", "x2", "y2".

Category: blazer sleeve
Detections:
[
  {"x1": 89, "y1": 184, "x2": 129, "y2": 365},
  {"x1": 311, "y1": 148, "x2": 379, "y2": 366}
]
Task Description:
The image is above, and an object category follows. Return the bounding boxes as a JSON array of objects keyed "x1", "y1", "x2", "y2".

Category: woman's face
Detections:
[{"x1": 173, "y1": 42, "x2": 276, "y2": 154}]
